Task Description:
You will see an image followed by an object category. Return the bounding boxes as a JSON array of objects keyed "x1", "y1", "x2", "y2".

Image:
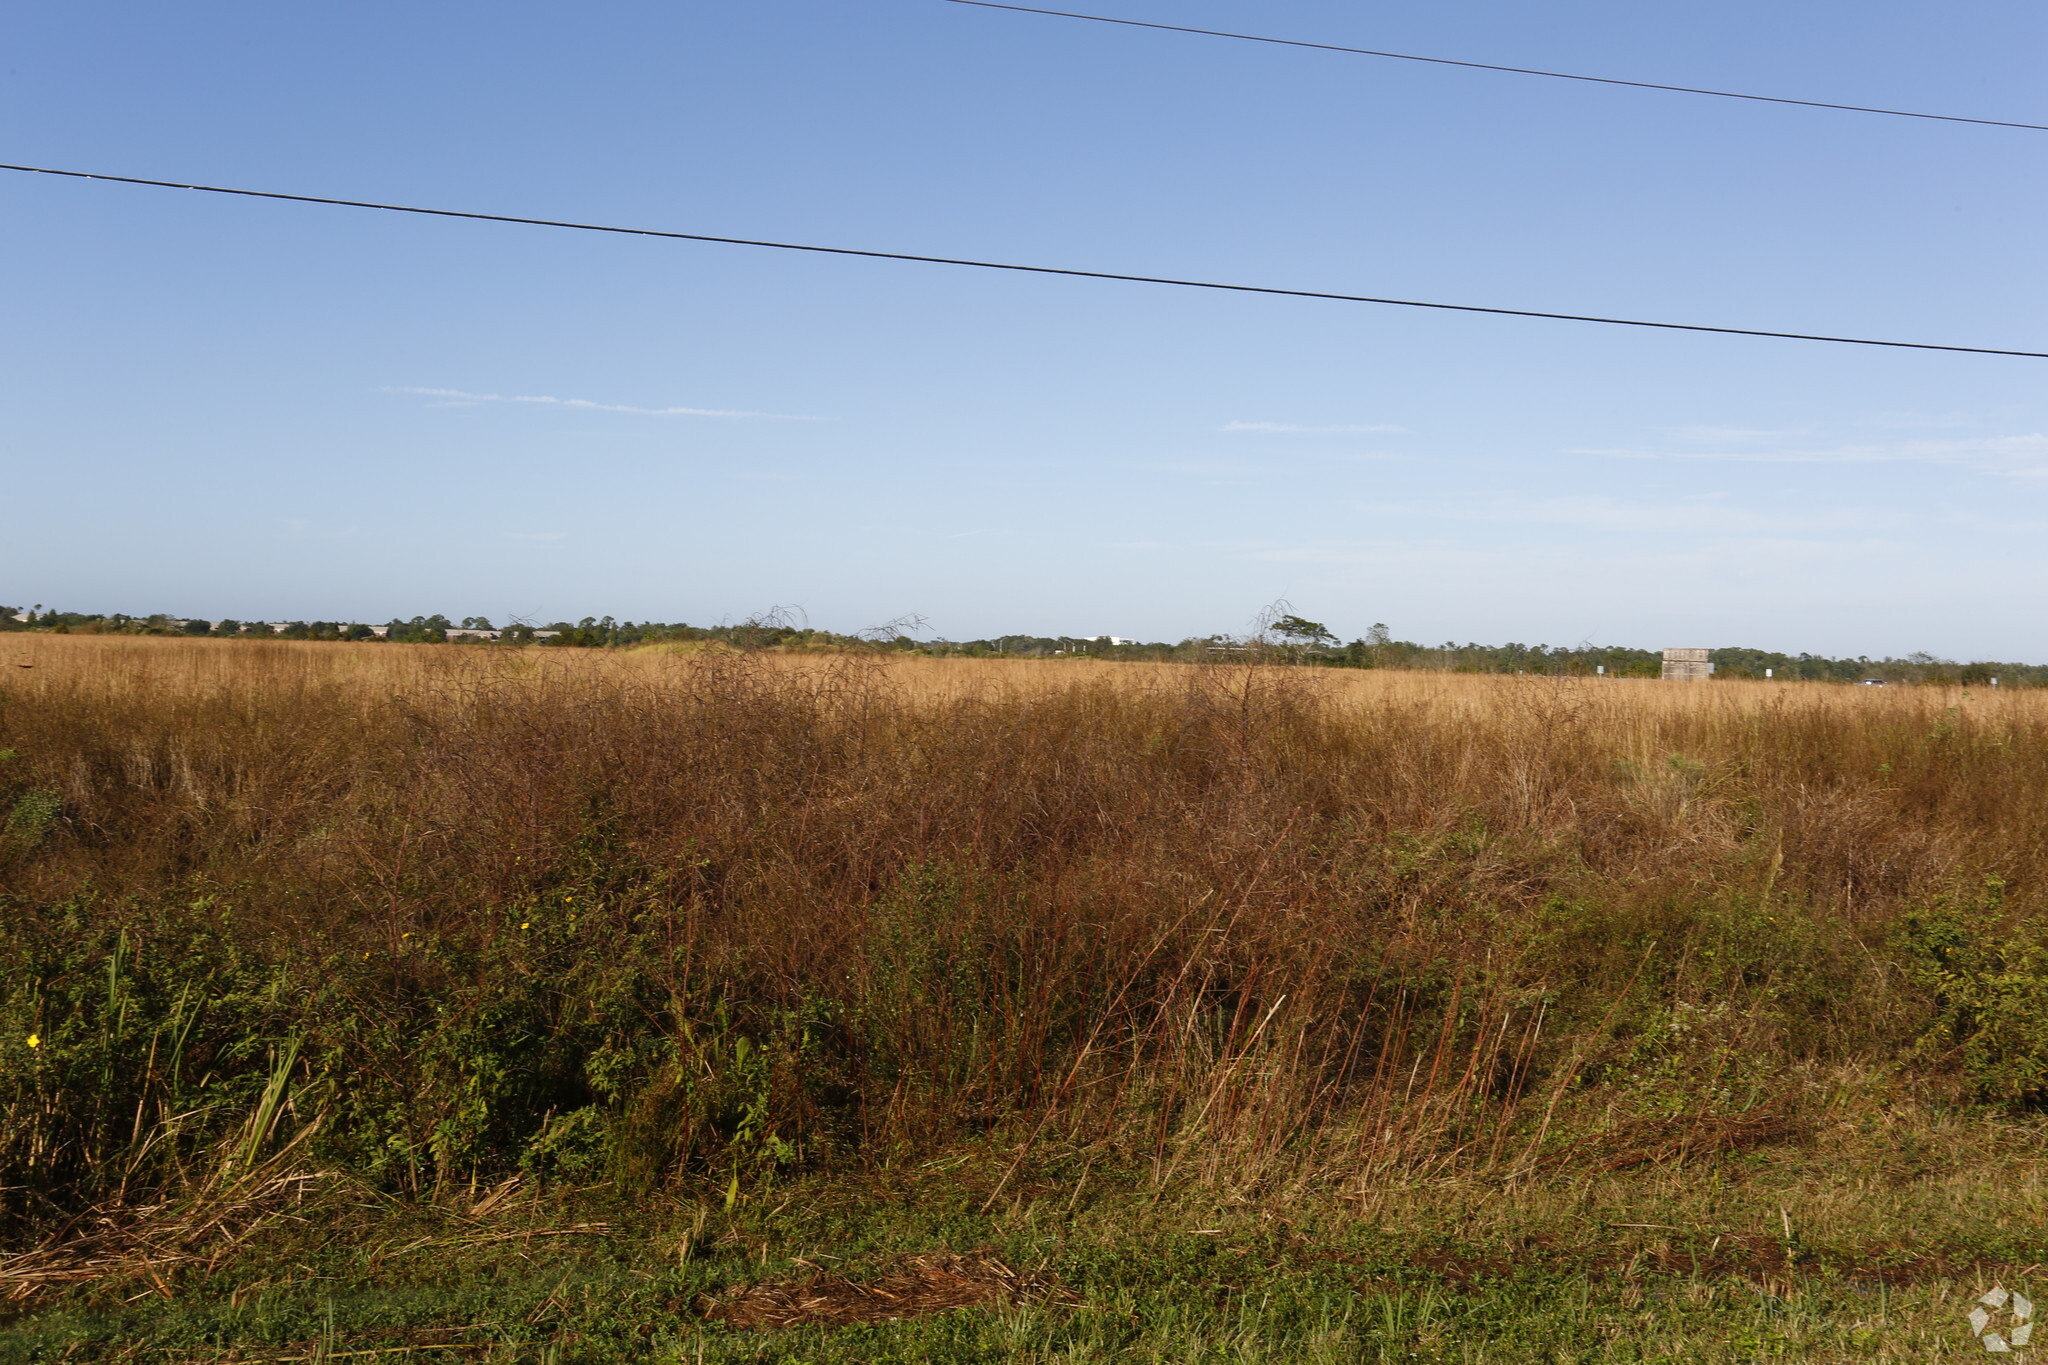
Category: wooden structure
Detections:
[{"x1": 1661, "y1": 647, "x2": 1714, "y2": 681}]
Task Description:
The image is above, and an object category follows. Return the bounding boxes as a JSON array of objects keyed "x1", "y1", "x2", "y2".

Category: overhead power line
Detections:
[
  {"x1": 3, "y1": 161, "x2": 2042, "y2": 359},
  {"x1": 943, "y1": 0, "x2": 2048, "y2": 133}
]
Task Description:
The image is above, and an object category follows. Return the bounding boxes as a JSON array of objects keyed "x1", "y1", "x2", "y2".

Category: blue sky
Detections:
[{"x1": 4, "y1": 0, "x2": 2044, "y2": 655}]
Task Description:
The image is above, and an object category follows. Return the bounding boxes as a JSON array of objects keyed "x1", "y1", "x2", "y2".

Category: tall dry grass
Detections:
[{"x1": 2, "y1": 635, "x2": 2044, "y2": 1233}]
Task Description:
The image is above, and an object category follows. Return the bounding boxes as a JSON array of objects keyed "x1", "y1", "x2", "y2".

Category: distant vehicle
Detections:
[{"x1": 1859, "y1": 678, "x2": 1888, "y2": 687}]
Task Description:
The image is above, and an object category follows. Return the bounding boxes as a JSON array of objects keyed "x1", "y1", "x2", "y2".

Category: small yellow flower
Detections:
[
  {"x1": 25, "y1": 1034, "x2": 39, "y2": 1049},
  {"x1": 520, "y1": 922, "x2": 531, "y2": 930}
]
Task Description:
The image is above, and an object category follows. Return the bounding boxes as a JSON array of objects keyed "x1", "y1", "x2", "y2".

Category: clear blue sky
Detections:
[{"x1": 4, "y1": 0, "x2": 2044, "y2": 655}]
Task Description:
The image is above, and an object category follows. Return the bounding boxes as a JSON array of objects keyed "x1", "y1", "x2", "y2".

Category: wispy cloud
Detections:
[
  {"x1": 1866, "y1": 409, "x2": 2007, "y2": 432},
  {"x1": 386, "y1": 387, "x2": 818, "y2": 420},
  {"x1": 1221, "y1": 421, "x2": 1406, "y2": 435},
  {"x1": 1142, "y1": 451, "x2": 1409, "y2": 481},
  {"x1": 944, "y1": 527, "x2": 1014, "y2": 539},
  {"x1": 1350, "y1": 493, "x2": 1899, "y2": 536},
  {"x1": 1580, "y1": 432, "x2": 2048, "y2": 477},
  {"x1": 1653, "y1": 425, "x2": 1807, "y2": 444},
  {"x1": 1214, "y1": 534, "x2": 1915, "y2": 575},
  {"x1": 1140, "y1": 458, "x2": 1263, "y2": 482}
]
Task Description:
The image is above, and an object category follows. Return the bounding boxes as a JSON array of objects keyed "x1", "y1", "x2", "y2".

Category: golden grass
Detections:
[
  {"x1": 10, "y1": 631, "x2": 2043, "y2": 959},
  {"x1": 3, "y1": 632, "x2": 2043, "y2": 1220},
  {"x1": 6, "y1": 627, "x2": 2025, "y2": 712},
  {"x1": 12, "y1": 634, "x2": 2048, "y2": 1359}
]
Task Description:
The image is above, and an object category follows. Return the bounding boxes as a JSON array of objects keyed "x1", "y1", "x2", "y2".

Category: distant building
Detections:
[
  {"x1": 358, "y1": 625, "x2": 559, "y2": 642},
  {"x1": 1661, "y1": 647, "x2": 1715, "y2": 682}
]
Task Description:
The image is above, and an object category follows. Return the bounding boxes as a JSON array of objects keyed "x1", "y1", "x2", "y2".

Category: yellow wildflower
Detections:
[{"x1": 26, "y1": 1034, "x2": 39, "y2": 1049}]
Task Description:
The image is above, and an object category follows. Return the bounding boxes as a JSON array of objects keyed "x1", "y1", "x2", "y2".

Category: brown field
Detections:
[
  {"x1": 8, "y1": 628, "x2": 2047, "y2": 897},
  {"x1": 4, "y1": 633, "x2": 2047, "y2": 1358}
]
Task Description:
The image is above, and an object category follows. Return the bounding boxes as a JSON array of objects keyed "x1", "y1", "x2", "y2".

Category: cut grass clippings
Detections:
[{"x1": 697, "y1": 1248, "x2": 1079, "y2": 1328}]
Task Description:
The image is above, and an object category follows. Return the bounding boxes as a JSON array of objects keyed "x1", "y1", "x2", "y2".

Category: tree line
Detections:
[{"x1": 3, "y1": 605, "x2": 2039, "y2": 685}]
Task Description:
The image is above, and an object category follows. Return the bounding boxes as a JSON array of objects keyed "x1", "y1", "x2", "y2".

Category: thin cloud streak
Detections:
[
  {"x1": 1580, "y1": 432, "x2": 2048, "y2": 476},
  {"x1": 1215, "y1": 534, "x2": 1918, "y2": 574},
  {"x1": 1221, "y1": 420, "x2": 1406, "y2": 434},
  {"x1": 1350, "y1": 493, "x2": 1898, "y2": 535},
  {"x1": 1653, "y1": 424, "x2": 1807, "y2": 444},
  {"x1": 386, "y1": 387, "x2": 818, "y2": 420}
]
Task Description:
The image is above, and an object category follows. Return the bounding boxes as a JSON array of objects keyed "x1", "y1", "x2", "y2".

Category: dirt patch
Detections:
[{"x1": 698, "y1": 1250, "x2": 1078, "y2": 1328}]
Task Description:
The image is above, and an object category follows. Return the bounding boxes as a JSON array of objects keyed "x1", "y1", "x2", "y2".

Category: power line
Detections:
[
  {"x1": 3, "y1": 161, "x2": 2042, "y2": 359},
  {"x1": 943, "y1": 0, "x2": 2048, "y2": 134}
]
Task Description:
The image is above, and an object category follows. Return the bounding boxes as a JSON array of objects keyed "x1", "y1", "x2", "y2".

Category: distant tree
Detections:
[
  {"x1": 385, "y1": 615, "x2": 451, "y2": 643},
  {"x1": 1271, "y1": 614, "x2": 1338, "y2": 649}
]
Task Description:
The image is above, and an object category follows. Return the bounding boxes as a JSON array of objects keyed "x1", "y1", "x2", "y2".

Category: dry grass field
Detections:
[{"x1": 3, "y1": 634, "x2": 2047, "y2": 1360}]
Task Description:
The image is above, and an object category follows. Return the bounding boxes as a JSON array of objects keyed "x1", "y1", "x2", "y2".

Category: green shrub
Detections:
[
  {"x1": 5, "y1": 786, "x2": 60, "y2": 848},
  {"x1": 1898, "y1": 878, "x2": 2048, "y2": 1107}
]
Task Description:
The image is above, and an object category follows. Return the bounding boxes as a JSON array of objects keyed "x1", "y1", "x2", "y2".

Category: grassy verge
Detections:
[{"x1": 9, "y1": 1108, "x2": 2047, "y2": 1362}]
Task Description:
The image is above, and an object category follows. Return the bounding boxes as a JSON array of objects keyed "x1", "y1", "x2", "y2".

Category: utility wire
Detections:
[
  {"x1": 3, "y1": 161, "x2": 2042, "y2": 359},
  {"x1": 943, "y1": 0, "x2": 2048, "y2": 134}
]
